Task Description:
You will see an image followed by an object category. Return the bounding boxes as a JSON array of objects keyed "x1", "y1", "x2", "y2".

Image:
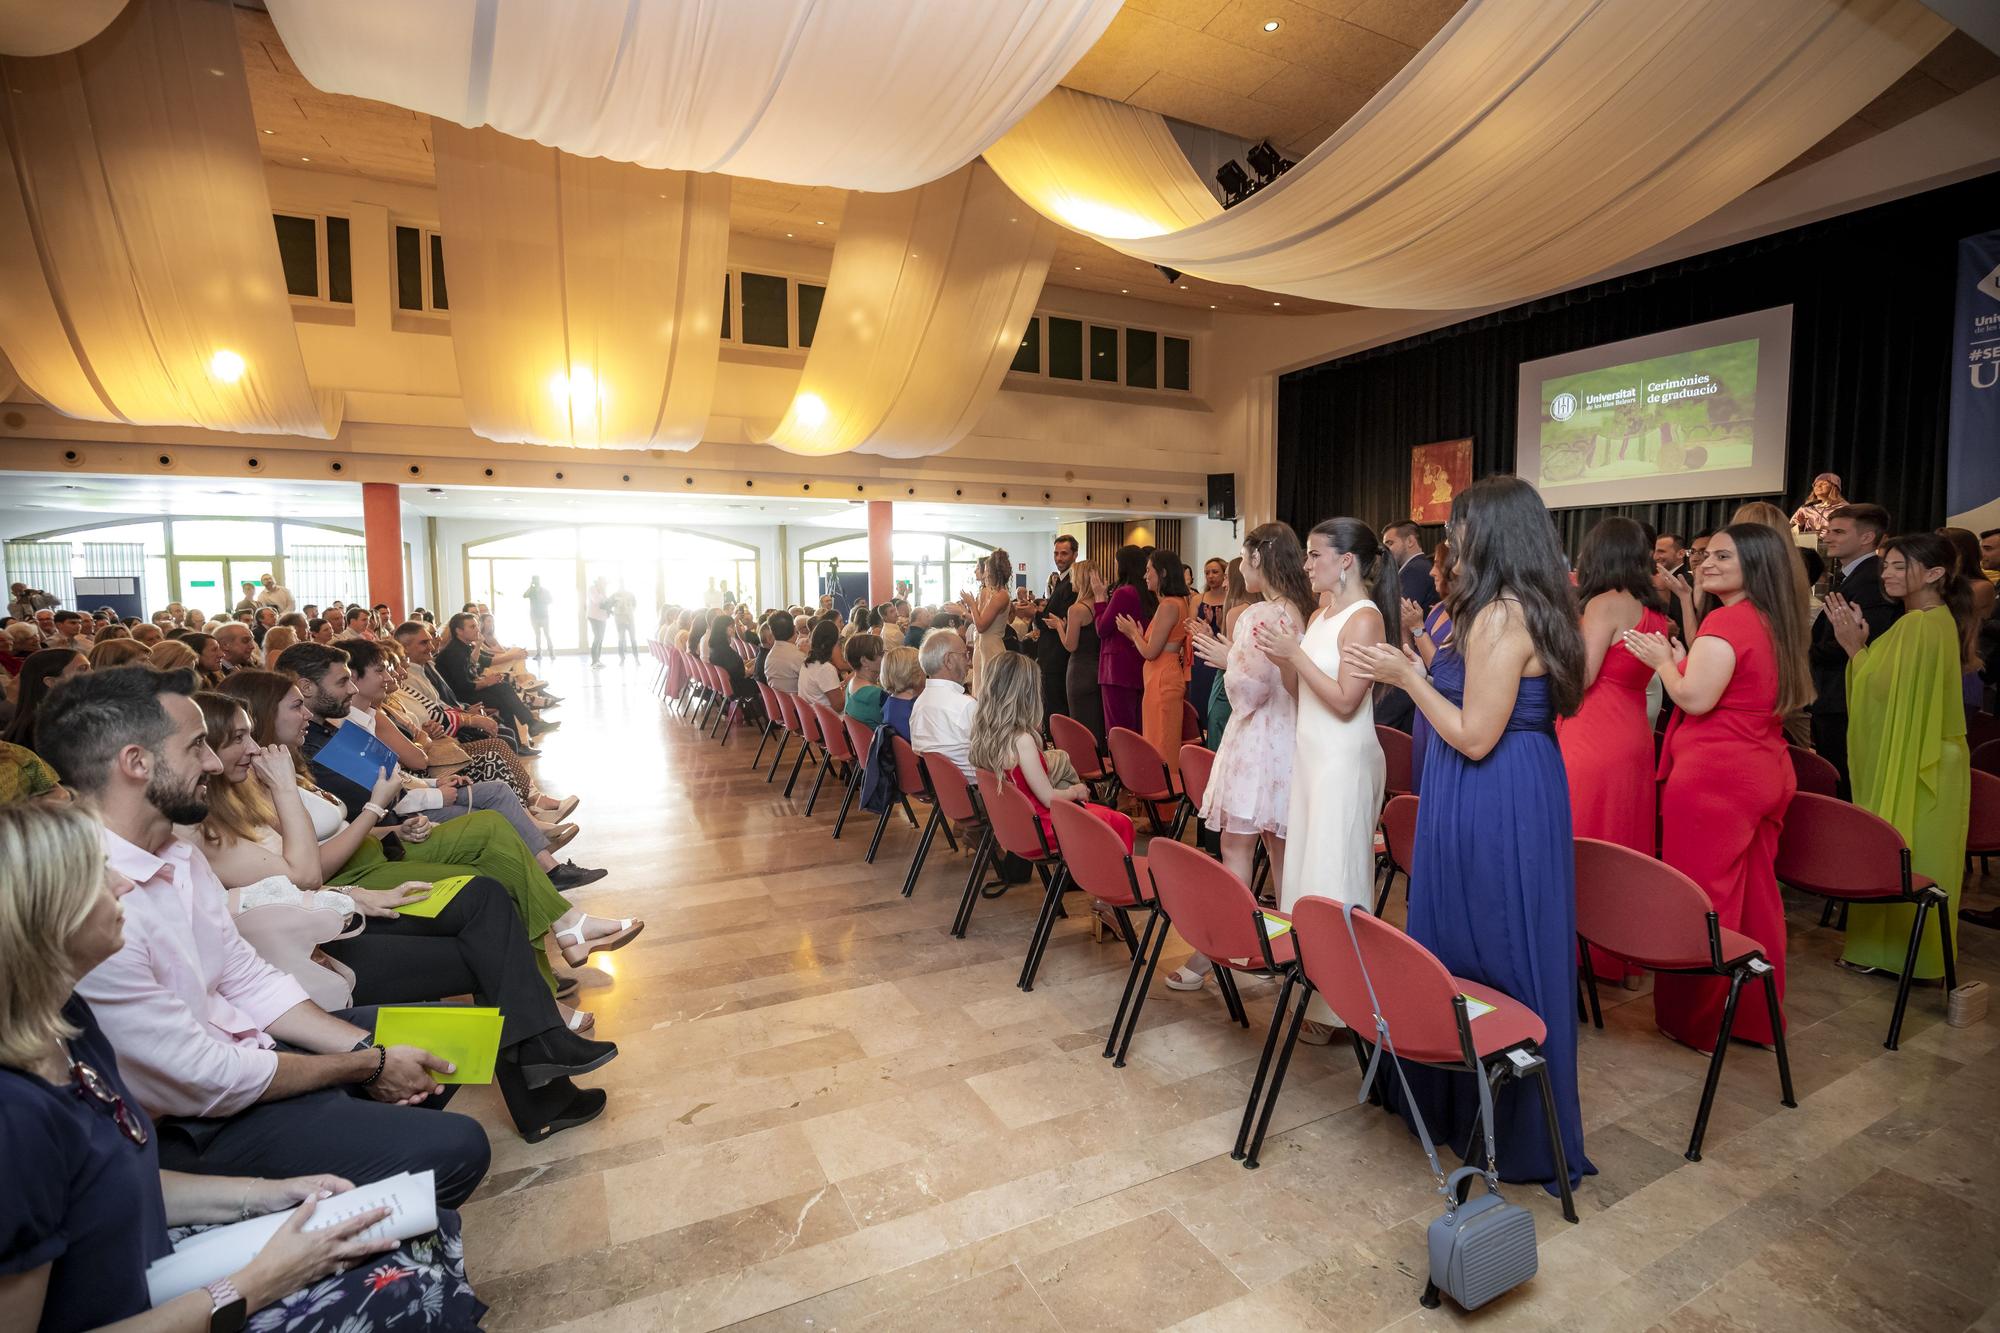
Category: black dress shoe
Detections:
[
  {"x1": 500, "y1": 1074, "x2": 609, "y2": 1142},
  {"x1": 529, "y1": 719, "x2": 561, "y2": 736},
  {"x1": 510, "y1": 1029, "x2": 618, "y2": 1088},
  {"x1": 548, "y1": 861, "x2": 608, "y2": 889}
]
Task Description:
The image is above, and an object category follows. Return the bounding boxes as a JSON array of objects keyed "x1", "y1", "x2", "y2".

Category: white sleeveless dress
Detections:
[{"x1": 1281, "y1": 601, "x2": 1387, "y2": 1019}]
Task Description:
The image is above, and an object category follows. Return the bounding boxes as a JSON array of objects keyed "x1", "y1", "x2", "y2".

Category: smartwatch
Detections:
[{"x1": 204, "y1": 1278, "x2": 247, "y2": 1333}]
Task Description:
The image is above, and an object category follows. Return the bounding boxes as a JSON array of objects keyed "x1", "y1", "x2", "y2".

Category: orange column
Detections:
[
  {"x1": 361, "y1": 483, "x2": 405, "y2": 622},
  {"x1": 867, "y1": 500, "x2": 893, "y2": 606}
]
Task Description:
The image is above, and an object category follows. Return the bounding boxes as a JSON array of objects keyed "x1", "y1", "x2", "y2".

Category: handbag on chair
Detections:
[{"x1": 1341, "y1": 906, "x2": 1539, "y2": 1312}]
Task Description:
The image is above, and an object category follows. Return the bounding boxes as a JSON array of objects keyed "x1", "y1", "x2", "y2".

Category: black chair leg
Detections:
[
  {"x1": 951, "y1": 831, "x2": 994, "y2": 938},
  {"x1": 1886, "y1": 898, "x2": 1931, "y2": 1051},
  {"x1": 1937, "y1": 893, "x2": 1958, "y2": 993},
  {"x1": 1581, "y1": 942, "x2": 1605, "y2": 1030},
  {"x1": 1233, "y1": 970, "x2": 1299, "y2": 1160},
  {"x1": 1112, "y1": 921, "x2": 1170, "y2": 1068},
  {"x1": 1762, "y1": 967, "x2": 1797, "y2": 1109},
  {"x1": 1019, "y1": 865, "x2": 1069, "y2": 991},
  {"x1": 1686, "y1": 968, "x2": 1744, "y2": 1162},
  {"x1": 1215, "y1": 968, "x2": 1249, "y2": 1028},
  {"x1": 1243, "y1": 991, "x2": 1311, "y2": 1168},
  {"x1": 1818, "y1": 898, "x2": 1837, "y2": 927},
  {"x1": 831, "y1": 765, "x2": 862, "y2": 838},
  {"x1": 752, "y1": 722, "x2": 775, "y2": 769},
  {"x1": 1373, "y1": 862, "x2": 1395, "y2": 917},
  {"x1": 1104, "y1": 909, "x2": 1161, "y2": 1059},
  {"x1": 1112, "y1": 907, "x2": 1140, "y2": 957},
  {"x1": 901, "y1": 808, "x2": 944, "y2": 898},
  {"x1": 765, "y1": 733, "x2": 789, "y2": 782},
  {"x1": 803, "y1": 755, "x2": 834, "y2": 816},
  {"x1": 900, "y1": 796, "x2": 921, "y2": 829},
  {"x1": 1526, "y1": 1060, "x2": 1579, "y2": 1222},
  {"x1": 784, "y1": 742, "x2": 815, "y2": 799},
  {"x1": 866, "y1": 800, "x2": 896, "y2": 863}
]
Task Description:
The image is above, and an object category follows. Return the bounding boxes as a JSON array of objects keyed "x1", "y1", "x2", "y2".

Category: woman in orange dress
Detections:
[
  {"x1": 1115, "y1": 549, "x2": 1189, "y2": 779},
  {"x1": 1557, "y1": 517, "x2": 1672, "y2": 983},
  {"x1": 1624, "y1": 522, "x2": 1812, "y2": 1052}
]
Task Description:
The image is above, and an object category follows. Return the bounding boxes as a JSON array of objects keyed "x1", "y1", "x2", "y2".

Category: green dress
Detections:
[
  {"x1": 1840, "y1": 606, "x2": 1969, "y2": 977},
  {"x1": 328, "y1": 809, "x2": 572, "y2": 993}
]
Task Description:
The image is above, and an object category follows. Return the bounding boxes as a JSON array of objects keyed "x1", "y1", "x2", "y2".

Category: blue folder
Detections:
[{"x1": 311, "y1": 720, "x2": 401, "y2": 792}]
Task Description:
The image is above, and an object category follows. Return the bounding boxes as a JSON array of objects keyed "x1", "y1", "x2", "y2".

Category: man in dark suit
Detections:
[
  {"x1": 437, "y1": 611, "x2": 550, "y2": 739},
  {"x1": 1809, "y1": 503, "x2": 1900, "y2": 797},
  {"x1": 1035, "y1": 534, "x2": 1078, "y2": 727},
  {"x1": 1383, "y1": 522, "x2": 1437, "y2": 615}
]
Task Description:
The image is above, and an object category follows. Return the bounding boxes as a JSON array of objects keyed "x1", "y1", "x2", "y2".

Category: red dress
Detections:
[
  {"x1": 1652, "y1": 600, "x2": 1795, "y2": 1049},
  {"x1": 1008, "y1": 753, "x2": 1135, "y2": 855},
  {"x1": 1558, "y1": 605, "x2": 1669, "y2": 981}
]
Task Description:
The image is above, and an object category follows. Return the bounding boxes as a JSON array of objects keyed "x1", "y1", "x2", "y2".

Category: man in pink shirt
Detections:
[{"x1": 47, "y1": 666, "x2": 492, "y2": 1207}]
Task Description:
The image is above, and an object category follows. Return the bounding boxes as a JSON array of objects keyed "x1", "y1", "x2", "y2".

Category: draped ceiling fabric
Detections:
[
  {"x1": 0, "y1": 0, "x2": 128, "y2": 56},
  {"x1": 985, "y1": 0, "x2": 1951, "y2": 309},
  {"x1": 266, "y1": 0, "x2": 1122, "y2": 192},
  {"x1": 432, "y1": 122, "x2": 730, "y2": 451},
  {"x1": 760, "y1": 162, "x2": 1058, "y2": 458},
  {"x1": 0, "y1": 0, "x2": 340, "y2": 437}
]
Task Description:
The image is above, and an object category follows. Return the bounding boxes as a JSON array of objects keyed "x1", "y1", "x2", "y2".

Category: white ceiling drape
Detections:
[
  {"x1": 984, "y1": 0, "x2": 1950, "y2": 309},
  {"x1": 0, "y1": 0, "x2": 340, "y2": 436},
  {"x1": 266, "y1": 0, "x2": 1122, "y2": 193},
  {"x1": 0, "y1": 0, "x2": 127, "y2": 57},
  {"x1": 761, "y1": 163, "x2": 1058, "y2": 458},
  {"x1": 432, "y1": 122, "x2": 730, "y2": 451}
]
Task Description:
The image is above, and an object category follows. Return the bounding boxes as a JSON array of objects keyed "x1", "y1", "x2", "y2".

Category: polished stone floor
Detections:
[{"x1": 450, "y1": 656, "x2": 2000, "y2": 1331}]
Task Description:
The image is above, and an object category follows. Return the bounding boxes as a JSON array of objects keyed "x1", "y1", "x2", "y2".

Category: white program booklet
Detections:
[{"x1": 145, "y1": 1170, "x2": 438, "y2": 1306}]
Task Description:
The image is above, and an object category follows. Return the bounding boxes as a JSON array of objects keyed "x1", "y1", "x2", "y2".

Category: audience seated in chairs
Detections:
[
  {"x1": 393, "y1": 620, "x2": 534, "y2": 757},
  {"x1": 879, "y1": 645, "x2": 923, "y2": 741},
  {"x1": 842, "y1": 634, "x2": 887, "y2": 728},
  {"x1": 436, "y1": 613, "x2": 551, "y2": 744}
]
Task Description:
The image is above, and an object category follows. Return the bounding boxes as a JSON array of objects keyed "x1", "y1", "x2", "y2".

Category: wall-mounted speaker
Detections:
[{"x1": 1207, "y1": 472, "x2": 1237, "y2": 521}]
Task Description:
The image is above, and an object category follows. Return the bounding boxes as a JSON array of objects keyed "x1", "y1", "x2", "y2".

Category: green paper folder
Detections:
[
  {"x1": 373, "y1": 1005, "x2": 504, "y2": 1084},
  {"x1": 390, "y1": 874, "x2": 474, "y2": 919}
]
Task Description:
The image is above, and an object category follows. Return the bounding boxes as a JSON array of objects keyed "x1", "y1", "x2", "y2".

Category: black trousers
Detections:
[
  {"x1": 1810, "y1": 708, "x2": 1851, "y2": 799},
  {"x1": 324, "y1": 875, "x2": 558, "y2": 1050},
  {"x1": 155, "y1": 1005, "x2": 491, "y2": 1208},
  {"x1": 1038, "y1": 655, "x2": 1069, "y2": 729},
  {"x1": 475, "y1": 681, "x2": 537, "y2": 729}
]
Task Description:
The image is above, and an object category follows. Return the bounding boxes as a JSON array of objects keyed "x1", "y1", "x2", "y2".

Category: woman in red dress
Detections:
[
  {"x1": 1557, "y1": 517, "x2": 1672, "y2": 983},
  {"x1": 1624, "y1": 523, "x2": 1813, "y2": 1052}
]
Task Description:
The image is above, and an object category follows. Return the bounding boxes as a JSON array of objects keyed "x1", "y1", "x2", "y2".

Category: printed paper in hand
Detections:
[{"x1": 145, "y1": 1171, "x2": 438, "y2": 1305}]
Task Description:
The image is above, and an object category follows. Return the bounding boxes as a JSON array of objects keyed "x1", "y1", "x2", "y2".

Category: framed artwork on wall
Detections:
[{"x1": 1410, "y1": 438, "x2": 1473, "y2": 523}]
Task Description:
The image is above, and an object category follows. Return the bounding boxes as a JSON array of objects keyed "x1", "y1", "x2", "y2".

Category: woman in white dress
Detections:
[
  {"x1": 1166, "y1": 524, "x2": 1319, "y2": 993},
  {"x1": 969, "y1": 549, "x2": 1012, "y2": 697},
  {"x1": 1257, "y1": 517, "x2": 1396, "y2": 1041}
]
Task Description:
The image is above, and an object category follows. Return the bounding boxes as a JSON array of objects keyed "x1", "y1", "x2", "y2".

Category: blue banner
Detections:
[{"x1": 1947, "y1": 228, "x2": 2000, "y2": 517}]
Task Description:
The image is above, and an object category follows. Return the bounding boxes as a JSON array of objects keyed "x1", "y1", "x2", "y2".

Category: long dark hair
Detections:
[
  {"x1": 1887, "y1": 531, "x2": 1979, "y2": 671},
  {"x1": 1309, "y1": 517, "x2": 1398, "y2": 647},
  {"x1": 1113, "y1": 543, "x2": 1149, "y2": 616},
  {"x1": 805, "y1": 618, "x2": 839, "y2": 666},
  {"x1": 1243, "y1": 521, "x2": 1316, "y2": 626},
  {"x1": 1721, "y1": 522, "x2": 1814, "y2": 715},
  {"x1": 1145, "y1": 550, "x2": 1189, "y2": 624},
  {"x1": 1, "y1": 649, "x2": 86, "y2": 748},
  {"x1": 705, "y1": 614, "x2": 734, "y2": 661},
  {"x1": 1443, "y1": 476, "x2": 1585, "y2": 715},
  {"x1": 1574, "y1": 516, "x2": 1661, "y2": 610}
]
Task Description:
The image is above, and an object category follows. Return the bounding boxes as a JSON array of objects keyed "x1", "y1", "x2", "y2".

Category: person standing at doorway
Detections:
[
  {"x1": 586, "y1": 577, "x2": 610, "y2": 669},
  {"x1": 524, "y1": 576, "x2": 557, "y2": 660},
  {"x1": 609, "y1": 583, "x2": 638, "y2": 664}
]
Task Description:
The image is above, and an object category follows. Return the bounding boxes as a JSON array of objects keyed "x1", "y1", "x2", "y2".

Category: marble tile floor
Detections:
[{"x1": 451, "y1": 657, "x2": 2000, "y2": 1332}]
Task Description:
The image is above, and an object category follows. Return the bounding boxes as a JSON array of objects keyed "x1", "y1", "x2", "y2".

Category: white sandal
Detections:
[
  {"x1": 555, "y1": 916, "x2": 643, "y2": 969},
  {"x1": 559, "y1": 1003, "x2": 595, "y2": 1034}
]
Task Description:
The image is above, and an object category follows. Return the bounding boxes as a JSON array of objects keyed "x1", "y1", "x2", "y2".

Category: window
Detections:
[
  {"x1": 738, "y1": 271, "x2": 789, "y2": 347},
  {"x1": 798, "y1": 282, "x2": 825, "y2": 348},
  {"x1": 1047, "y1": 317, "x2": 1082, "y2": 381},
  {"x1": 721, "y1": 274, "x2": 731, "y2": 340},
  {"x1": 394, "y1": 225, "x2": 448, "y2": 313},
  {"x1": 272, "y1": 213, "x2": 352, "y2": 305},
  {"x1": 801, "y1": 531, "x2": 996, "y2": 609},
  {"x1": 1165, "y1": 335, "x2": 1190, "y2": 392},
  {"x1": 1125, "y1": 328, "x2": 1157, "y2": 390},
  {"x1": 1009, "y1": 314, "x2": 1194, "y2": 394},
  {"x1": 1012, "y1": 317, "x2": 1041, "y2": 374},
  {"x1": 1089, "y1": 325, "x2": 1118, "y2": 383}
]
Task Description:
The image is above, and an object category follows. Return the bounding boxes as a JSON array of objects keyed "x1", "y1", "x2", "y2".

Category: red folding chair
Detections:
[
  {"x1": 1574, "y1": 837, "x2": 1794, "y2": 1161},
  {"x1": 1119, "y1": 838, "x2": 1292, "y2": 1067},
  {"x1": 1787, "y1": 745, "x2": 1839, "y2": 798},
  {"x1": 1051, "y1": 798, "x2": 1150, "y2": 965},
  {"x1": 752, "y1": 682, "x2": 786, "y2": 772},
  {"x1": 1240, "y1": 895, "x2": 1579, "y2": 1234},
  {"x1": 973, "y1": 769, "x2": 1069, "y2": 989},
  {"x1": 1373, "y1": 793, "x2": 1419, "y2": 916},
  {"x1": 1174, "y1": 743, "x2": 1216, "y2": 842},
  {"x1": 807, "y1": 701, "x2": 857, "y2": 821},
  {"x1": 922, "y1": 751, "x2": 991, "y2": 919},
  {"x1": 836, "y1": 714, "x2": 880, "y2": 840},
  {"x1": 887, "y1": 735, "x2": 956, "y2": 890},
  {"x1": 1965, "y1": 769, "x2": 1999, "y2": 903},
  {"x1": 1776, "y1": 792, "x2": 1955, "y2": 1050},
  {"x1": 1971, "y1": 739, "x2": 2000, "y2": 778},
  {"x1": 783, "y1": 695, "x2": 826, "y2": 799},
  {"x1": 1181, "y1": 699, "x2": 1205, "y2": 744},
  {"x1": 1377, "y1": 724, "x2": 1413, "y2": 797},
  {"x1": 1049, "y1": 713, "x2": 1111, "y2": 799},
  {"x1": 1107, "y1": 726, "x2": 1180, "y2": 834}
]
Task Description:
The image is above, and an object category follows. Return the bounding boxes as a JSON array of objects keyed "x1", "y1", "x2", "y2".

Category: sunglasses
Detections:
[{"x1": 71, "y1": 1059, "x2": 148, "y2": 1147}]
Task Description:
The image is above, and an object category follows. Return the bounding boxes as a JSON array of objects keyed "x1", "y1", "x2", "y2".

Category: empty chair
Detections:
[
  {"x1": 1374, "y1": 793, "x2": 1419, "y2": 916},
  {"x1": 1107, "y1": 726, "x2": 1180, "y2": 833},
  {"x1": 1972, "y1": 739, "x2": 2000, "y2": 778},
  {"x1": 1049, "y1": 713, "x2": 1112, "y2": 798},
  {"x1": 1376, "y1": 724, "x2": 1414, "y2": 796},
  {"x1": 878, "y1": 734, "x2": 952, "y2": 883},
  {"x1": 1051, "y1": 798, "x2": 1150, "y2": 963},
  {"x1": 1175, "y1": 743, "x2": 1216, "y2": 841},
  {"x1": 752, "y1": 682, "x2": 786, "y2": 770},
  {"x1": 1123, "y1": 837, "x2": 1295, "y2": 1068},
  {"x1": 921, "y1": 751, "x2": 992, "y2": 915},
  {"x1": 1573, "y1": 837, "x2": 1794, "y2": 1160},
  {"x1": 1240, "y1": 896, "x2": 1579, "y2": 1230},
  {"x1": 973, "y1": 769, "x2": 1069, "y2": 987},
  {"x1": 1181, "y1": 699, "x2": 1205, "y2": 744},
  {"x1": 1788, "y1": 745, "x2": 1839, "y2": 798},
  {"x1": 1775, "y1": 792, "x2": 1955, "y2": 1050}
]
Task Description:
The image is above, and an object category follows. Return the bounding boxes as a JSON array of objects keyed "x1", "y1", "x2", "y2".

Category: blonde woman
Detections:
[
  {"x1": 260, "y1": 625, "x2": 300, "y2": 659},
  {"x1": 967, "y1": 651, "x2": 1133, "y2": 855},
  {"x1": 969, "y1": 548, "x2": 1013, "y2": 697},
  {"x1": 147, "y1": 640, "x2": 198, "y2": 673},
  {"x1": 87, "y1": 638, "x2": 153, "y2": 670},
  {"x1": 1053, "y1": 558, "x2": 1106, "y2": 742},
  {"x1": 0, "y1": 802, "x2": 485, "y2": 1330},
  {"x1": 879, "y1": 645, "x2": 924, "y2": 742}
]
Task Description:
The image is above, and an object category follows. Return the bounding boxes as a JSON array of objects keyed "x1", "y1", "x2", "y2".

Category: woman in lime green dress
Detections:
[{"x1": 1824, "y1": 531, "x2": 1975, "y2": 977}]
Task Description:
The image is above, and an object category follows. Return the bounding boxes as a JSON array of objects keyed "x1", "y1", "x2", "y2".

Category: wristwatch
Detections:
[{"x1": 204, "y1": 1278, "x2": 247, "y2": 1333}]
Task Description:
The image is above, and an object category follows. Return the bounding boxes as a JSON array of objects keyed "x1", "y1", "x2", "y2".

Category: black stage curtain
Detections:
[{"x1": 1277, "y1": 171, "x2": 2000, "y2": 553}]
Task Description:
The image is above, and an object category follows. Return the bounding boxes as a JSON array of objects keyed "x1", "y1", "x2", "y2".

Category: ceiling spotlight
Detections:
[
  {"x1": 1263, "y1": 19, "x2": 1281, "y2": 31},
  {"x1": 260, "y1": 128, "x2": 274, "y2": 135},
  {"x1": 1154, "y1": 265, "x2": 1183, "y2": 285},
  {"x1": 1272, "y1": 301, "x2": 1282, "y2": 306},
  {"x1": 299, "y1": 156, "x2": 311, "y2": 162},
  {"x1": 1216, "y1": 159, "x2": 1253, "y2": 208},
  {"x1": 1247, "y1": 139, "x2": 1295, "y2": 184},
  {"x1": 208, "y1": 349, "x2": 246, "y2": 383}
]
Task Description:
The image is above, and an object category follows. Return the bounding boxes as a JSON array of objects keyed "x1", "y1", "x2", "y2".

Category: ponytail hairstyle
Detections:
[
  {"x1": 1722, "y1": 522, "x2": 1815, "y2": 715},
  {"x1": 1242, "y1": 521, "x2": 1316, "y2": 627},
  {"x1": 1308, "y1": 517, "x2": 1398, "y2": 648},
  {"x1": 1443, "y1": 476, "x2": 1585, "y2": 715},
  {"x1": 1885, "y1": 530, "x2": 1979, "y2": 671}
]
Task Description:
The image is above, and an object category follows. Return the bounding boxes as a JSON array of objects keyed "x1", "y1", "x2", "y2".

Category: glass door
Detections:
[{"x1": 174, "y1": 559, "x2": 228, "y2": 611}]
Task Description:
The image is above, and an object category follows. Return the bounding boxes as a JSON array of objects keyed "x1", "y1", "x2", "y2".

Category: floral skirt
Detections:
[{"x1": 247, "y1": 1209, "x2": 486, "y2": 1331}]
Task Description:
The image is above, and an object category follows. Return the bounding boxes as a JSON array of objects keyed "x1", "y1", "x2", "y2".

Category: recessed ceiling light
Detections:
[
  {"x1": 1272, "y1": 301, "x2": 1281, "y2": 306},
  {"x1": 1120, "y1": 288, "x2": 1128, "y2": 293},
  {"x1": 815, "y1": 220, "x2": 824, "y2": 225},
  {"x1": 1209, "y1": 304, "x2": 1217, "y2": 309},
  {"x1": 260, "y1": 128, "x2": 274, "y2": 135},
  {"x1": 299, "y1": 156, "x2": 310, "y2": 162},
  {"x1": 1263, "y1": 19, "x2": 1281, "y2": 31},
  {"x1": 785, "y1": 232, "x2": 793, "y2": 237},
  {"x1": 1178, "y1": 284, "x2": 1187, "y2": 289}
]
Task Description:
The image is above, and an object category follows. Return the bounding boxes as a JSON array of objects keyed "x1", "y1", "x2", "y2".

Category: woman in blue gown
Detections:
[{"x1": 1351, "y1": 477, "x2": 1594, "y2": 1195}]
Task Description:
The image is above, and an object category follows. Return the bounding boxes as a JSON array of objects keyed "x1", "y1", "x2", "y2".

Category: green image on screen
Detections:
[{"x1": 1535, "y1": 338, "x2": 1759, "y2": 487}]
